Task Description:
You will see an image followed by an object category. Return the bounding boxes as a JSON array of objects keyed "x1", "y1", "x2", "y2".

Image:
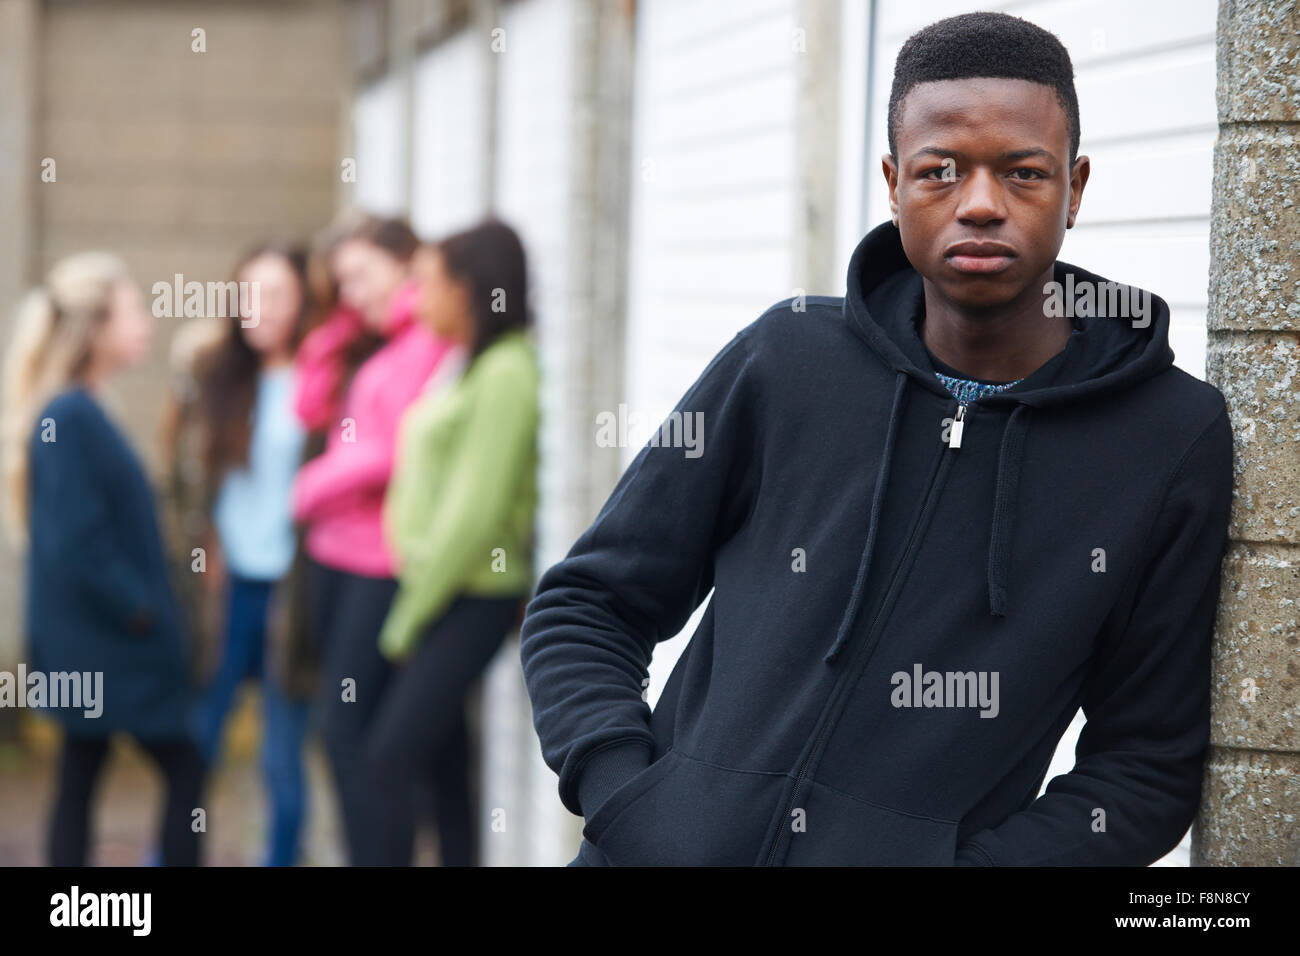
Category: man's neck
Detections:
[{"x1": 920, "y1": 265, "x2": 1072, "y2": 383}]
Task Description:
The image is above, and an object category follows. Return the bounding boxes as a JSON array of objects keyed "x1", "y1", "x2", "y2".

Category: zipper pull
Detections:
[{"x1": 948, "y1": 404, "x2": 966, "y2": 449}]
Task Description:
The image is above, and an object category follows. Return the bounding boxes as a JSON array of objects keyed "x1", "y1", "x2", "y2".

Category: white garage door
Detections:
[
  {"x1": 351, "y1": 73, "x2": 407, "y2": 216},
  {"x1": 862, "y1": 0, "x2": 1217, "y2": 380},
  {"x1": 622, "y1": 0, "x2": 802, "y2": 702},
  {"x1": 484, "y1": 0, "x2": 576, "y2": 867},
  {"x1": 411, "y1": 30, "x2": 490, "y2": 239}
]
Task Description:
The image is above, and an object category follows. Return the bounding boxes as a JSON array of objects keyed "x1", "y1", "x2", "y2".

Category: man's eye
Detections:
[
  {"x1": 1010, "y1": 168, "x2": 1046, "y2": 180},
  {"x1": 921, "y1": 167, "x2": 953, "y2": 180}
]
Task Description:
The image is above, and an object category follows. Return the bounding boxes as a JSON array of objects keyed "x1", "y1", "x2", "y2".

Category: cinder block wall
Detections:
[{"x1": 0, "y1": 0, "x2": 348, "y2": 733}]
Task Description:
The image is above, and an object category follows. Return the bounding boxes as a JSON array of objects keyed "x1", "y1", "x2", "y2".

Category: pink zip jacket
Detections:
[
  {"x1": 291, "y1": 279, "x2": 454, "y2": 578},
  {"x1": 293, "y1": 304, "x2": 365, "y2": 432}
]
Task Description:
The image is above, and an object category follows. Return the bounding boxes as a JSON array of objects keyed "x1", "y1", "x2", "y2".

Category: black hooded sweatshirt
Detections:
[{"x1": 520, "y1": 220, "x2": 1234, "y2": 866}]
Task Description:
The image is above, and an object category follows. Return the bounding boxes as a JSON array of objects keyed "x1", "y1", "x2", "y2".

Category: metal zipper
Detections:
[
  {"x1": 948, "y1": 403, "x2": 966, "y2": 448},
  {"x1": 760, "y1": 400, "x2": 966, "y2": 865}
]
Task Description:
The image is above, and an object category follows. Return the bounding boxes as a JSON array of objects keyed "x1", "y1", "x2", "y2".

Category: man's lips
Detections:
[{"x1": 944, "y1": 240, "x2": 1018, "y2": 275}]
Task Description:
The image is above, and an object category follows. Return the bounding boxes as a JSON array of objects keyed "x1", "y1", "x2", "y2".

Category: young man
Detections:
[{"x1": 520, "y1": 12, "x2": 1233, "y2": 866}]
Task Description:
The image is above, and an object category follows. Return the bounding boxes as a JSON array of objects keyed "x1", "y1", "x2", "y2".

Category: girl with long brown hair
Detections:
[{"x1": 162, "y1": 243, "x2": 316, "y2": 866}]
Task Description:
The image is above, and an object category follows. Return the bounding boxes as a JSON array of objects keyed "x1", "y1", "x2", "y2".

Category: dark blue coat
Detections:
[{"x1": 26, "y1": 386, "x2": 193, "y2": 739}]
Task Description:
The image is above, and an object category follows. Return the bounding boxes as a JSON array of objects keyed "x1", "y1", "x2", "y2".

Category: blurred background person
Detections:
[
  {"x1": 368, "y1": 218, "x2": 539, "y2": 866},
  {"x1": 160, "y1": 242, "x2": 318, "y2": 866},
  {"x1": 0, "y1": 252, "x2": 203, "y2": 866},
  {"x1": 290, "y1": 214, "x2": 459, "y2": 865}
]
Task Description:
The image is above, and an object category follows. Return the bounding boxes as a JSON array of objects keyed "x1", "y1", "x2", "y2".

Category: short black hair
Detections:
[{"x1": 887, "y1": 12, "x2": 1080, "y2": 164}]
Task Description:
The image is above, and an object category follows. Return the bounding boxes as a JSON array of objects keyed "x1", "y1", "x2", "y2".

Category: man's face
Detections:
[{"x1": 883, "y1": 77, "x2": 1088, "y2": 311}]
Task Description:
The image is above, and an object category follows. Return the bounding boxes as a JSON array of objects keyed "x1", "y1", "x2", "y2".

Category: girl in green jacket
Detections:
[{"x1": 367, "y1": 218, "x2": 539, "y2": 866}]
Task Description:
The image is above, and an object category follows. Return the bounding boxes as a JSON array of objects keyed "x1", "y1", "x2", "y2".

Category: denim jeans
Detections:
[{"x1": 195, "y1": 573, "x2": 310, "y2": 867}]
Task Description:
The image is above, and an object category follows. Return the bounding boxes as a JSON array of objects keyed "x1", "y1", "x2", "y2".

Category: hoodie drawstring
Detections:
[
  {"x1": 988, "y1": 403, "x2": 1030, "y2": 617},
  {"x1": 824, "y1": 371, "x2": 909, "y2": 664},
  {"x1": 825, "y1": 385, "x2": 1032, "y2": 664}
]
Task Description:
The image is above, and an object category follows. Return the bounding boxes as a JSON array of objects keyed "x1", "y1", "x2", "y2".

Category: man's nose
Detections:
[{"x1": 955, "y1": 167, "x2": 1007, "y2": 225}]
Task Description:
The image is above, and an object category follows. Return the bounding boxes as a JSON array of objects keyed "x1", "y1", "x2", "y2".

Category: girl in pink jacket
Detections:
[
  {"x1": 291, "y1": 215, "x2": 460, "y2": 865},
  {"x1": 292, "y1": 280, "x2": 454, "y2": 576}
]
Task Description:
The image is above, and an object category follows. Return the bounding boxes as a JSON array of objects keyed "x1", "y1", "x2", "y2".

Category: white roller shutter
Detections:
[
  {"x1": 864, "y1": 0, "x2": 1217, "y2": 380},
  {"x1": 411, "y1": 30, "x2": 490, "y2": 239},
  {"x1": 484, "y1": 0, "x2": 576, "y2": 867},
  {"x1": 622, "y1": 0, "x2": 801, "y2": 703},
  {"x1": 351, "y1": 74, "x2": 407, "y2": 216}
]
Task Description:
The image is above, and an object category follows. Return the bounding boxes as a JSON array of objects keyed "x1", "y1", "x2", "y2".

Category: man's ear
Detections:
[
  {"x1": 1066, "y1": 154, "x2": 1090, "y2": 229},
  {"x1": 882, "y1": 153, "x2": 900, "y2": 227}
]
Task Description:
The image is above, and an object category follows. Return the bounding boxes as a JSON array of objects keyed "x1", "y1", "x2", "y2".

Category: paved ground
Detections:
[
  {"x1": 0, "y1": 690, "x2": 442, "y2": 867},
  {"x1": 1, "y1": 696, "x2": 1187, "y2": 867}
]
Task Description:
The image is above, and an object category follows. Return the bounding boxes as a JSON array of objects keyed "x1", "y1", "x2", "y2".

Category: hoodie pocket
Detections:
[
  {"x1": 781, "y1": 780, "x2": 960, "y2": 865},
  {"x1": 581, "y1": 750, "x2": 679, "y2": 847},
  {"x1": 582, "y1": 749, "x2": 787, "y2": 866}
]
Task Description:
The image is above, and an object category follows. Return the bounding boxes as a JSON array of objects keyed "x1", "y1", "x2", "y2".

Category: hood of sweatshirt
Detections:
[{"x1": 826, "y1": 219, "x2": 1175, "y2": 663}]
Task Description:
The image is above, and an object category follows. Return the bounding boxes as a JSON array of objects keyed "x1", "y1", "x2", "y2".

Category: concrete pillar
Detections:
[
  {"x1": 793, "y1": 0, "x2": 841, "y2": 294},
  {"x1": 475, "y1": 0, "x2": 500, "y2": 213},
  {"x1": 521, "y1": 0, "x2": 637, "y2": 863},
  {"x1": 389, "y1": 0, "x2": 418, "y2": 217},
  {"x1": 1196, "y1": 0, "x2": 1300, "y2": 866},
  {"x1": 568, "y1": 0, "x2": 635, "y2": 499},
  {"x1": 463, "y1": 0, "x2": 501, "y2": 866}
]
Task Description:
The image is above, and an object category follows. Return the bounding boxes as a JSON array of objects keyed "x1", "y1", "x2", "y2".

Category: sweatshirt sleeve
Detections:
[
  {"x1": 955, "y1": 404, "x2": 1234, "y2": 866},
  {"x1": 519, "y1": 328, "x2": 761, "y2": 819},
  {"x1": 291, "y1": 326, "x2": 450, "y2": 524},
  {"x1": 289, "y1": 434, "x2": 394, "y2": 523},
  {"x1": 29, "y1": 398, "x2": 156, "y2": 634},
  {"x1": 377, "y1": 352, "x2": 539, "y2": 661}
]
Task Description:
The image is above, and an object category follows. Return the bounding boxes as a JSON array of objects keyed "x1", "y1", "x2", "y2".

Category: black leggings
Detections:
[
  {"x1": 311, "y1": 558, "x2": 519, "y2": 865},
  {"x1": 309, "y1": 559, "x2": 400, "y2": 866},
  {"x1": 49, "y1": 734, "x2": 204, "y2": 866},
  {"x1": 364, "y1": 593, "x2": 521, "y2": 866}
]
